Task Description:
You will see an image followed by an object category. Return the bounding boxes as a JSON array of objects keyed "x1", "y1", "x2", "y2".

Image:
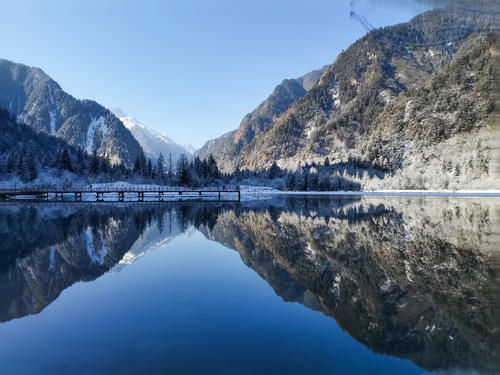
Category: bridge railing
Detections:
[{"x1": 0, "y1": 184, "x2": 241, "y2": 194}]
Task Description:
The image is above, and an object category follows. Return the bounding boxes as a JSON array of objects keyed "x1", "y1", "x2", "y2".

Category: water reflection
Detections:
[{"x1": 0, "y1": 197, "x2": 498, "y2": 374}]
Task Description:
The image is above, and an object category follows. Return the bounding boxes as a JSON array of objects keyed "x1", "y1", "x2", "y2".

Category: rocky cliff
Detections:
[{"x1": 0, "y1": 60, "x2": 143, "y2": 167}]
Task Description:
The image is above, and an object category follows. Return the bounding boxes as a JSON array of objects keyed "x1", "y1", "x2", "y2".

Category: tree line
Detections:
[{"x1": 1, "y1": 108, "x2": 363, "y2": 191}]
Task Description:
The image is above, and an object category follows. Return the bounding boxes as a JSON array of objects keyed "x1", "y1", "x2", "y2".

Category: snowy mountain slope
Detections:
[
  {"x1": 113, "y1": 109, "x2": 191, "y2": 165},
  {"x1": 0, "y1": 59, "x2": 142, "y2": 167},
  {"x1": 236, "y1": 5, "x2": 499, "y2": 190}
]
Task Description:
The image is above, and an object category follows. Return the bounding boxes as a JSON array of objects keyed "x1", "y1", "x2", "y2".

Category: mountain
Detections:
[
  {"x1": 112, "y1": 109, "x2": 190, "y2": 166},
  {"x1": 235, "y1": 5, "x2": 499, "y2": 189},
  {"x1": 0, "y1": 59, "x2": 142, "y2": 167},
  {"x1": 195, "y1": 66, "x2": 328, "y2": 172}
]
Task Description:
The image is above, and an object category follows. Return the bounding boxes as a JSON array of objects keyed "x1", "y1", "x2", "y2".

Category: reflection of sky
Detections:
[{"x1": 0, "y1": 231, "x2": 432, "y2": 375}]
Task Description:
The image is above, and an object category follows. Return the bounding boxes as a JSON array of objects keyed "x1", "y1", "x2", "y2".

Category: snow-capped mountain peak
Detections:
[{"x1": 111, "y1": 108, "x2": 191, "y2": 164}]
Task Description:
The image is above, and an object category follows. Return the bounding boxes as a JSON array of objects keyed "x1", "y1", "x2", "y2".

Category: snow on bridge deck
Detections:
[{"x1": 0, "y1": 186, "x2": 241, "y2": 202}]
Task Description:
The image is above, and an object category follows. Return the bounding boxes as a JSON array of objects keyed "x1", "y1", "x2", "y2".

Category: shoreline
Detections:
[{"x1": 240, "y1": 187, "x2": 500, "y2": 198}]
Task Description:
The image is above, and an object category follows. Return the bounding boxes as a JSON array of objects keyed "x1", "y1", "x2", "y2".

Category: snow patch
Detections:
[
  {"x1": 331, "y1": 274, "x2": 341, "y2": 295},
  {"x1": 48, "y1": 248, "x2": 56, "y2": 271},
  {"x1": 85, "y1": 228, "x2": 107, "y2": 265},
  {"x1": 378, "y1": 90, "x2": 393, "y2": 105},
  {"x1": 403, "y1": 100, "x2": 413, "y2": 122},
  {"x1": 425, "y1": 49, "x2": 439, "y2": 58},
  {"x1": 329, "y1": 80, "x2": 340, "y2": 107},
  {"x1": 49, "y1": 110, "x2": 56, "y2": 134},
  {"x1": 85, "y1": 116, "x2": 108, "y2": 153},
  {"x1": 404, "y1": 260, "x2": 414, "y2": 282},
  {"x1": 380, "y1": 278, "x2": 392, "y2": 291}
]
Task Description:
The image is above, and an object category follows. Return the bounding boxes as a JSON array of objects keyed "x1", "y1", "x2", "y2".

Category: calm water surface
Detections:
[{"x1": 0, "y1": 196, "x2": 498, "y2": 375}]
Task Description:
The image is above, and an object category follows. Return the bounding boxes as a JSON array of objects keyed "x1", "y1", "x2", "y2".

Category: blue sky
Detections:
[{"x1": 1, "y1": 0, "x2": 434, "y2": 148}]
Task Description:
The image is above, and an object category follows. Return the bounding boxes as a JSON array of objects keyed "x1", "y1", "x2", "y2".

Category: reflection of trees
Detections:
[
  {"x1": 199, "y1": 197, "x2": 500, "y2": 374},
  {"x1": 0, "y1": 202, "x2": 227, "y2": 323},
  {"x1": 0, "y1": 197, "x2": 497, "y2": 373},
  {"x1": 0, "y1": 201, "x2": 236, "y2": 323}
]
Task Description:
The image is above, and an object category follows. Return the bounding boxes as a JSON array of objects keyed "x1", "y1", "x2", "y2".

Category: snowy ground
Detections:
[{"x1": 239, "y1": 185, "x2": 500, "y2": 197}]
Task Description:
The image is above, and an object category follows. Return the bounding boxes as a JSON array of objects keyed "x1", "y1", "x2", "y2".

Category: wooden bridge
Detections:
[{"x1": 0, "y1": 186, "x2": 241, "y2": 202}]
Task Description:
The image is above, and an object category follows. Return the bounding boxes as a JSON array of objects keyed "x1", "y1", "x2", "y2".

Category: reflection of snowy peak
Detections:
[
  {"x1": 113, "y1": 109, "x2": 191, "y2": 165},
  {"x1": 117, "y1": 211, "x2": 189, "y2": 268}
]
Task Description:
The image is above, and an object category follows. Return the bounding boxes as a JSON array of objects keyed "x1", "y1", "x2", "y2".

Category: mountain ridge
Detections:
[
  {"x1": 235, "y1": 5, "x2": 499, "y2": 189},
  {"x1": 0, "y1": 59, "x2": 142, "y2": 167},
  {"x1": 194, "y1": 65, "x2": 328, "y2": 172}
]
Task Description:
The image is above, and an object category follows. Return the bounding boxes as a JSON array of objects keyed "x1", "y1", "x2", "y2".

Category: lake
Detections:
[{"x1": 0, "y1": 195, "x2": 498, "y2": 374}]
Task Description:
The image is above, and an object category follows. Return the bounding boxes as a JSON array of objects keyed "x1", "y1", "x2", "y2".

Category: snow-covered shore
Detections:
[{"x1": 239, "y1": 185, "x2": 500, "y2": 197}]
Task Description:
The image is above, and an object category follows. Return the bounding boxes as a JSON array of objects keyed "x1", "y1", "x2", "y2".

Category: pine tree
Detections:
[
  {"x1": 324, "y1": 157, "x2": 330, "y2": 167},
  {"x1": 6, "y1": 154, "x2": 14, "y2": 174},
  {"x1": 207, "y1": 154, "x2": 219, "y2": 179},
  {"x1": 147, "y1": 159, "x2": 153, "y2": 177},
  {"x1": 25, "y1": 152, "x2": 37, "y2": 181},
  {"x1": 168, "y1": 153, "x2": 173, "y2": 179},
  {"x1": 15, "y1": 151, "x2": 24, "y2": 178},
  {"x1": 193, "y1": 156, "x2": 203, "y2": 178},
  {"x1": 156, "y1": 153, "x2": 165, "y2": 179},
  {"x1": 76, "y1": 150, "x2": 85, "y2": 173},
  {"x1": 285, "y1": 172, "x2": 296, "y2": 190},
  {"x1": 268, "y1": 162, "x2": 280, "y2": 179},
  {"x1": 90, "y1": 151, "x2": 100, "y2": 175},
  {"x1": 58, "y1": 149, "x2": 73, "y2": 171},
  {"x1": 134, "y1": 156, "x2": 141, "y2": 174},
  {"x1": 139, "y1": 152, "x2": 147, "y2": 176},
  {"x1": 176, "y1": 154, "x2": 190, "y2": 185},
  {"x1": 100, "y1": 157, "x2": 109, "y2": 174}
]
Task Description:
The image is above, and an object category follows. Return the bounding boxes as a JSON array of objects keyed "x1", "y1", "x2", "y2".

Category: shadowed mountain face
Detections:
[
  {"x1": 0, "y1": 59, "x2": 143, "y2": 167},
  {"x1": 0, "y1": 197, "x2": 498, "y2": 374}
]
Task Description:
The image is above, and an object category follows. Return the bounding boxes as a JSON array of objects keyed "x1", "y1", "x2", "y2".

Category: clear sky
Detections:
[{"x1": 1, "y1": 0, "x2": 435, "y2": 148}]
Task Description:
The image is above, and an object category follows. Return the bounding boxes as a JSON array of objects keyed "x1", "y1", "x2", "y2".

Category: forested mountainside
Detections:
[
  {"x1": 195, "y1": 66, "x2": 328, "y2": 173},
  {"x1": 0, "y1": 109, "x2": 120, "y2": 182},
  {"x1": 235, "y1": 5, "x2": 499, "y2": 189},
  {"x1": 0, "y1": 59, "x2": 142, "y2": 167}
]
